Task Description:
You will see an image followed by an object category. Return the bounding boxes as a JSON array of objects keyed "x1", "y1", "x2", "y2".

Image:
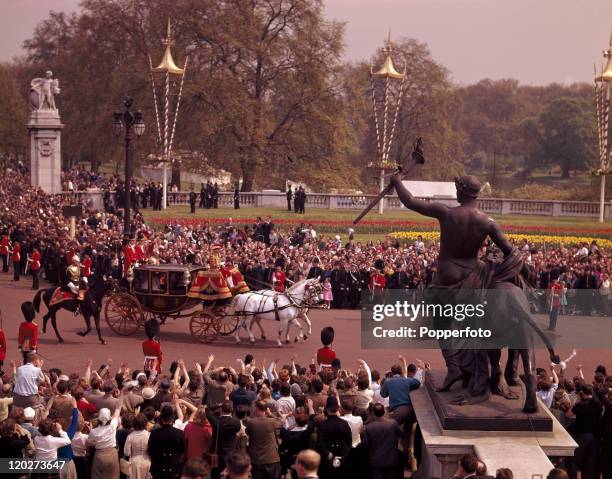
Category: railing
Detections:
[{"x1": 56, "y1": 190, "x2": 612, "y2": 219}]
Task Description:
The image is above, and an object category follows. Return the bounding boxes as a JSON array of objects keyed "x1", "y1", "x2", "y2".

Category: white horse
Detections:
[{"x1": 231, "y1": 278, "x2": 324, "y2": 347}]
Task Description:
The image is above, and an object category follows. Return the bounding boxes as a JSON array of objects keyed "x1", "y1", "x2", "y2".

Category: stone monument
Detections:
[{"x1": 27, "y1": 70, "x2": 63, "y2": 194}]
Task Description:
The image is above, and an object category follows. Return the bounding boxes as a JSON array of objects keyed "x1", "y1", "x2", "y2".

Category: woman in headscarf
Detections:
[{"x1": 86, "y1": 394, "x2": 123, "y2": 479}]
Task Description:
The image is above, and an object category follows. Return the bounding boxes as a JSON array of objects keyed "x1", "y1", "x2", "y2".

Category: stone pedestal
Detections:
[
  {"x1": 28, "y1": 109, "x2": 63, "y2": 194},
  {"x1": 412, "y1": 381, "x2": 577, "y2": 479}
]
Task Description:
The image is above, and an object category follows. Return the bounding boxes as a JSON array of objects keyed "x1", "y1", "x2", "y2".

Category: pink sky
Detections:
[{"x1": 2, "y1": 0, "x2": 611, "y2": 85}]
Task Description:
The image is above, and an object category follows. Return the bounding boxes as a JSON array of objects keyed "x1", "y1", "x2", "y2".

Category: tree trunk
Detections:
[{"x1": 241, "y1": 147, "x2": 258, "y2": 191}]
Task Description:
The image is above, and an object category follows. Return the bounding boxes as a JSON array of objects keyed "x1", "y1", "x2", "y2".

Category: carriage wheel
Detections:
[
  {"x1": 189, "y1": 311, "x2": 219, "y2": 343},
  {"x1": 215, "y1": 306, "x2": 240, "y2": 336},
  {"x1": 104, "y1": 293, "x2": 143, "y2": 336}
]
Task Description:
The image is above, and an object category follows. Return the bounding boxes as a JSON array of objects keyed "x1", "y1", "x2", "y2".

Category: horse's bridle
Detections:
[{"x1": 287, "y1": 281, "x2": 324, "y2": 309}]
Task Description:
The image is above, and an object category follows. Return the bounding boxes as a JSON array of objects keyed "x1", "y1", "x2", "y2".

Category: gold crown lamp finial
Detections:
[
  {"x1": 595, "y1": 30, "x2": 612, "y2": 83},
  {"x1": 151, "y1": 18, "x2": 185, "y2": 75},
  {"x1": 371, "y1": 29, "x2": 406, "y2": 80}
]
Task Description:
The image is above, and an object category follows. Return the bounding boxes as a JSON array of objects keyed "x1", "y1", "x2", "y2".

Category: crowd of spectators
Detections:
[
  {"x1": 2, "y1": 166, "x2": 611, "y2": 315},
  {"x1": 1, "y1": 333, "x2": 608, "y2": 478},
  {"x1": 0, "y1": 161, "x2": 611, "y2": 478}
]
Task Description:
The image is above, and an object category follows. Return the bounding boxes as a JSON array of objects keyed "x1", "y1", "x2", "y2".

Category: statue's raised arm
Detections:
[{"x1": 390, "y1": 174, "x2": 450, "y2": 220}]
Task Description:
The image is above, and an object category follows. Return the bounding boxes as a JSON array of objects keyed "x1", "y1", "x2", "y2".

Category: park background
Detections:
[{"x1": 1, "y1": 0, "x2": 612, "y2": 205}]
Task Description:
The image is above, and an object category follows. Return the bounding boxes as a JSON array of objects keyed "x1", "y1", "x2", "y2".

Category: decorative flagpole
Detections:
[
  {"x1": 369, "y1": 31, "x2": 407, "y2": 215},
  {"x1": 150, "y1": 18, "x2": 187, "y2": 210},
  {"x1": 594, "y1": 31, "x2": 612, "y2": 223},
  {"x1": 168, "y1": 55, "x2": 189, "y2": 156},
  {"x1": 148, "y1": 55, "x2": 162, "y2": 147}
]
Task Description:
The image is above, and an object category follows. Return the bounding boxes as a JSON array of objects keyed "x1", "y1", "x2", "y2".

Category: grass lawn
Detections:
[{"x1": 142, "y1": 206, "x2": 611, "y2": 241}]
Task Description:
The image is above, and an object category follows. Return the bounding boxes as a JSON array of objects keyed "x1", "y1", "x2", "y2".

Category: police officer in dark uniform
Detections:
[
  {"x1": 213, "y1": 183, "x2": 219, "y2": 208},
  {"x1": 331, "y1": 263, "x2": 349, "y2": 309},
  {"x1": 358, "y1": 268, "x2": 370, "y2": 304},
  {"x1": 299, "y1": 186, "x2": 307, "y2": 214},
  {"x1": 189, "y1": 188, "x2": 197, "y2": 213},
  {"x1": 199, "y1": 183, "x2": 206, "y2": 208},
  {"x1": 233, "y1": 185, "x2": 240, "y2": 209},
  {"x1": 293, "y1": 187, "x2": 300, "y2": 213},
  {"x1": 347, "y1": 266, "x2": 361, "y2": 309}
]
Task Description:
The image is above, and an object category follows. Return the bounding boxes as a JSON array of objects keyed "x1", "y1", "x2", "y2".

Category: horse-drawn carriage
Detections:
[
  {"x1": 104, "y1": 264, "x2": 240, "y2": 343},
  {"x1": 103, "y1": 263, "x2": 324, "y2": 345}
]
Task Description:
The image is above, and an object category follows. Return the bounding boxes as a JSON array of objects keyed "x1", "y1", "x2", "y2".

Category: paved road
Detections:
[{"x1": 0, "y1": 273, "x2": 607, "y2": 381}]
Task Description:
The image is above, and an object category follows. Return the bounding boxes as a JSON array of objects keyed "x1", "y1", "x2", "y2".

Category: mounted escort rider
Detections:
[{"x1": 65, "y1": 255, "x2": 88, "y2": 314}]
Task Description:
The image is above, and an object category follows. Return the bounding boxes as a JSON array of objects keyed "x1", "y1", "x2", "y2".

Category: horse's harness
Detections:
[{"x1": 238, "y1": 282, "x2": 323, "y2": 322}]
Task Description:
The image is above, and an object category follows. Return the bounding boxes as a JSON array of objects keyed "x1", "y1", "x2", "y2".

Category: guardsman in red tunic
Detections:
[
  {"x1": 82, "y1": 254, "x2": 92, "y2": 278},
  {"x1": 12, "y1": 241, "x2": 21, "y2": 281},
  {"x1": 123, "y1": 238, "x2": 137, "y2": 276},
  {"x1": 18, "y1": 301, "x2": 38, "y2": 364},
  {"x1": 142, "y1": 319, "x2": 162, "y2": 374},
  {"x1": 0, "y1": 235, "x2": 10, "y2": 272},
  {"x1": 369, "y1": 268, "x2": 386, "y2": 299},
  {"x1": 546, "y1": 274, "x2": 564, "y2": 332},
  {"x1": 273, "y1": 266, "x2": 286, "y2": 292},
  {"x1": 30, "y1": 248, "x2": 41, "y2": 290}
]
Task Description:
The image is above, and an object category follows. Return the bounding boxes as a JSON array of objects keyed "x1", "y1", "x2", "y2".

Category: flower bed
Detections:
[
  {"x1": 389, "y1": 231, "x2": 612, "y2": 249},
  {"x1": 148, "y1": 216, "x2": 612, "y2": 238},
  {"x1": 148, "y1": 217, "x2": 438, "y2": 235}
]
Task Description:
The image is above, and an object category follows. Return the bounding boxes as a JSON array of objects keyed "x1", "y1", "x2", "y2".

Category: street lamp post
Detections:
[
  {"x1": 369, "y1": 31, "x2": 407, "y2": 215},
  {"x1": 113, "y1": 96, "x2": 145, "y2": 242},
  {"x1": 594, "y1": 33, "x2": 612, "y2": 223}
]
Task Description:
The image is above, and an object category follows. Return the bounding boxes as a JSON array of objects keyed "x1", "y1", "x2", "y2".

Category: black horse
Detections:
[{"x1": 33, "y1": 275, "x2": 114, "y2": 344}]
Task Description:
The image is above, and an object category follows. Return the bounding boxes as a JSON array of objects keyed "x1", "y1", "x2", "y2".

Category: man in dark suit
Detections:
[
  {"x1": 390, "y1": 264, "x2": 410, "y2": 290},
  {"x1": 361, "y1": 403, "x2": 403, "y2": 479},
  {"x1": 206, "y1": 400, "x2": 242, "y2": 479},
  {"x1": 189, "y1": 189, "x2": 197, "y2": 213},
  {"x1": 307, "y1": 259, "x2": 324, "y2": 282},
  {"x1": 200, "y1": 183, "x2": 206, "y2": 208},
  {"x1": 299, "y1": 186, "x2": 307, "y2": 214},
  {"x1": 245, "y1": 400, "x2": 284, "y2": 479},
  {"x1": 315, "y1": 396, "x2": 352, "y2": 479},
  {"x1": 286, "y1": 186, "x2": 293, "y2": 211},
  {"x1": 147, "y1": 405, "x2": 186, "y2": 479}
]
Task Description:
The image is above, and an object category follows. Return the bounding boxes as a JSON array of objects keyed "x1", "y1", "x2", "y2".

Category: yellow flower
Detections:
[{"x1": 389, "y1": 231, "x2": 612, "y2": 249}]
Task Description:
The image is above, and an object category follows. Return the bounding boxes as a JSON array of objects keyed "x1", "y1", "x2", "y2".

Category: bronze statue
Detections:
[{"x1": 390, "y1": 173, "x2": 559, "y2": 413}]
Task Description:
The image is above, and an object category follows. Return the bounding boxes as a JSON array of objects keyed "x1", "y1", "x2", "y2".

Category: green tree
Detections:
[
  {"x1": 522, "y1": 97, "x2": 597, "y2": 178},
  {"x1": 0, "y1": 63, "x2": 27, "y2": 160}
]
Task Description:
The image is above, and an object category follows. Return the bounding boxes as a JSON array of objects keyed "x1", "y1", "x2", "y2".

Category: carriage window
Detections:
[
  {"x1": 134, "y1": 270, "x2": 149, "y2": 293},
  {"x1": 169, "y1": 271, "x2": 187, "y2": 294},
  {"x1": 151, "y1": 272, "x2": 167, "y2": 293}
]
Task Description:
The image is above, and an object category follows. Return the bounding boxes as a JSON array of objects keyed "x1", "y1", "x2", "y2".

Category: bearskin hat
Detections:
[
  {"x1": 21, "y1": 301, "x2": 36, "y2": 322},
  {"x1": 320, "y1": 326, "x2": 334, "y2": 346},
  {"x1": 144, "y1": 318, "x2": 160, "y2": 340}
]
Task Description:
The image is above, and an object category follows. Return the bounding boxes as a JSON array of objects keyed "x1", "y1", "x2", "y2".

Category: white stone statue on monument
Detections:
[
  {"x1": 28, "y1": 70, "x2": 63, "y2": 194},
  {"x1": 29, "y1": 70, "x2": 60, "y2": 111}
]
